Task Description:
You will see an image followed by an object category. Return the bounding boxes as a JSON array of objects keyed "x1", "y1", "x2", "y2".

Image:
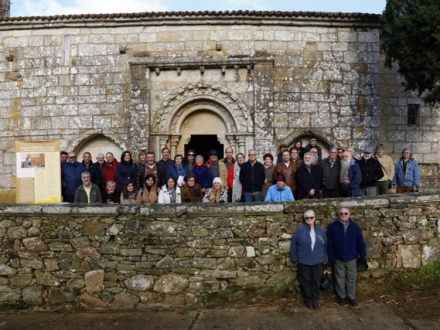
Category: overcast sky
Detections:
[{"x1": 11, "y1": 0, "x2": 386, "y2": 17}]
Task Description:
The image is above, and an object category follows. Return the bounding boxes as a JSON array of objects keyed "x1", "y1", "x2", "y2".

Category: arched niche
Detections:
[
  {"x1": 75, "y1": 134, "x2": 124, "y2": 162},
  {"x1": 280, "y1": 129, "x2": 337, "y2": 159}
]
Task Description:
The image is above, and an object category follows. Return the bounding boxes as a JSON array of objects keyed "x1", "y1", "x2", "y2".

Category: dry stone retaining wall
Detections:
[{"x1": 0, "y1": 193, "x2": 439, "y2": 308}]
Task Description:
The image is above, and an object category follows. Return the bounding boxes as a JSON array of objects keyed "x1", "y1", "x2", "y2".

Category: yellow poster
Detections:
[{"x1": 15, "y1": 141, "x2": 62, "y2": 204}]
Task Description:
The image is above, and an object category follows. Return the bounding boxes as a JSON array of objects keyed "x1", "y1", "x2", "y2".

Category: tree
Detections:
[{"x1": 381, "y1": 0, "x2": 440, "y2": 104}]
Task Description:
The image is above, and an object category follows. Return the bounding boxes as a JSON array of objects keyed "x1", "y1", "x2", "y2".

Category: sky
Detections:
[{"x1": 10, "y1": 0, "x2": 387, "y2": 17}]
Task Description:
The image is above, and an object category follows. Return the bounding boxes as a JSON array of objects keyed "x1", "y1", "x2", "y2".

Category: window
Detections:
[{"x1": 407, "y1": 104, "x2": 419, "y2": 126}]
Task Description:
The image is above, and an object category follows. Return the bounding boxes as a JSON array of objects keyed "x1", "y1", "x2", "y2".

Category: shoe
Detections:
[
  {"x1": 337, "y1": 298, "x2": 346, "y2": 306},
  {"x1": 313, "y1": 301, "x2": 320, "y2": 309},
  {"x1": 349, "y1": 299, "x2": 358, "y2": 308},
  {"x1": 306, "y1": 302, "x2": 313, "y2": 309}
]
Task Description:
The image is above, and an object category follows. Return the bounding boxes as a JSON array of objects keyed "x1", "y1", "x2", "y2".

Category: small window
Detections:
[{"x1": 407, "y1": 104, "x2": 419, "y2": 126}]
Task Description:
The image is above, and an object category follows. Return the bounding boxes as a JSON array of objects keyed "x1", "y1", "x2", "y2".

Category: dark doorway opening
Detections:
[{"x1": 185, "y1": 135, "x2": 224, "y2": 160}]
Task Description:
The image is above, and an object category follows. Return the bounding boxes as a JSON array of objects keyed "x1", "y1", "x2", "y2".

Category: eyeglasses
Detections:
[
  {"x1": 188, "y1": 154, "x2": 194, "y2": 156},
  {"x1": 339, "y1": 212, "x2": 349, "y2": 215},
  {"x1": 249, "y1": 154, "x2": 256, "y2": 156},
  {"x1": 187, "y1": 179, "x2": 195, "y2": 181},
  {"x1": 69, "y1": 156, "x2": 77, "y2": 159},
  {"x1": 305, "y1": 216, "x2": 314, "y2": 220}
]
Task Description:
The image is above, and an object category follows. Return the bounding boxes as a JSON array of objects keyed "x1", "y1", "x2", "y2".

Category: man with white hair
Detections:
[
  {"x1": 358, "y1": 147, "x2": 383, "y2": 196},
  {"x1": 74, "y1": 171, "x2": 102, "y2": 203},
  {"x1": 295, "y1": 152, "x2": 321, "y2": 200},
  {"x1": 339, "y1": 151, "x2": 362, "y2": 197}
]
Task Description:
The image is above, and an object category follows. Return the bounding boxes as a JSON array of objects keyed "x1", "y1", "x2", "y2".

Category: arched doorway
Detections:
[
  {"x1": 185, "y1": 135, "x2": 224, "y2": 160},
  {"x1": 76, "y1": 135, "x2": 123, "y2": 162}
]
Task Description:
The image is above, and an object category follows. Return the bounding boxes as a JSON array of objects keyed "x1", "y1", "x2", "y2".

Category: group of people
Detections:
[
  {"x1": 61, "y1": 138, "x2": 421, "y2": 204},
  {"x1": 291, "y1": 208, "x2": 366, "y2": 309}
]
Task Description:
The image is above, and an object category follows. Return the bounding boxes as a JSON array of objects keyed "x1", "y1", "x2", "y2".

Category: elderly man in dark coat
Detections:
[{"x1": 295, "y1": 152, "x2": 322, "y2": 200}]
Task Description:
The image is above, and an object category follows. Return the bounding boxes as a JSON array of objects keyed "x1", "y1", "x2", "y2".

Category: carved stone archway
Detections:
[{"x1": 151, "y1": 84, "x2": 253, "y2": 156}]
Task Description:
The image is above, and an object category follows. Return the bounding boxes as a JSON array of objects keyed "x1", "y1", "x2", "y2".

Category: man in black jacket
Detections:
[
  {"x1": 358, "y1": 147, "x2": 384, "y2": 196},
  {"x1": 239, "y1": 149, "x2": 266, "y2": 202},
  {"x1": 321, "y1": 147, "x2": 341, "y2": 198},
  {"x1": 156, "y1": 147, "x2": 174, "y2": 188},
  {"x1": 295, "y1": 152, "x2": 322, "y2": 200}
]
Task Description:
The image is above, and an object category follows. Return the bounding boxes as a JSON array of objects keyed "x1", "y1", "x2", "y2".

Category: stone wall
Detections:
[
  {"x1": 1, "y1": 193, "x2": 439, "y2": 308},
  {"x1": 0, "y1": 13, "x2": 437, "y2": 202}
]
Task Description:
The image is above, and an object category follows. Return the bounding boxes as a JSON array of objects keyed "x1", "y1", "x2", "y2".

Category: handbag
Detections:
[
  {"x1": 320, "y1": 268, "x2": 331, "y2": 291},
  {"x1": 357, "y1": 258, "x2": 369, "y2": 272}
]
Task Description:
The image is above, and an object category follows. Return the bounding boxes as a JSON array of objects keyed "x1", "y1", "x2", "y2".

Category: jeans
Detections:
[{"x1": 243, "y1": 191, "x2": 263, "y2": 202}]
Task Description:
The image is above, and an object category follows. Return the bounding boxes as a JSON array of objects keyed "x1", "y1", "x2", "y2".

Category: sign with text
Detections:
[{"x1": 15, "y1": 141, "x2": 61, "y2": 204}]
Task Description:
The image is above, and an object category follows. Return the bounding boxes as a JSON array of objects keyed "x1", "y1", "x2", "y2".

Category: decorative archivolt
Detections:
[
  {"x1": 151, "y1": 83, "x2": 253, "y2": 134},
  {"x1": 280, "y1": 129, "x2": 335, "y2": 149}
]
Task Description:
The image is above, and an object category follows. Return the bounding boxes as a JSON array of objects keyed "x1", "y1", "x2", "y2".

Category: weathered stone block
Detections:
[
  {"x1": 0, "y1": 286, "x2": 20, "y2": 302},
  {"x1": 154, "y1": 274, "x2": 189, "y2": 294},
  {"x1": 48, "y1": 287, "x2": 76, "y2": 305},
  {"x1": 85, "y1": 269, "x2": 105, "y2": 293},
  {"x1": 76, "y1": 247, "x2": 101, "y2": 260},
  {"x1": 84, "y1": 221, "x2": 106, "y2": 236},
  {"x1": 156, "y1": 256, "x2": 175, "y2": 269},
  {"x1": 111, "y1": 292, "x2": 139, "y2": 308},
  {"x1": 266, "y1": 271, "x2": 296, "y2": 286},
  {"x1": 81, "y1": 292, "x2": 109, "y2": 308},
  {"x1": 396, "y1": 245, "x2": 421, "y2": 268},
  {"x1": 232, "y1": 275, "x2": 261, "y2": 286},
  {"x1": 7, "y1": 226, "x2": 27, "y2": 239},
  {"x1": 0, "y1": 264, "x2": 17, "y2": 275},
  {"x1": 22, "y1": 286, "x2": 43, "y2": 305},
  {"x1": 124, "y1": 275, "x2": 154, "y2": 291},
  {"x1": 9, "y1": 274, "x2": 32, "y2": 286}
]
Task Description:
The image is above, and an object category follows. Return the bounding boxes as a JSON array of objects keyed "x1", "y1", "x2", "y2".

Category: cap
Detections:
[
  {"x1": 213, "y1": 177, "x2": 222, "y2": 185},
  {"x1": 276, "y1": 174, "x2": 286, "y2": 182},
  {"x1": 208, "y1": 149, "x2": 218, "y2": 156},
  {"x1": 363, "y1": 147, "x2": 373, "y2": 153},
  {"x1": 310, "y1": 138, "x2": 317, "y2": 142}
]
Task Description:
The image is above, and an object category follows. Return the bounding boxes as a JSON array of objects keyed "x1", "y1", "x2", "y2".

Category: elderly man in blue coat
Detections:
[
  {"x1": 62, "y1": 151, "x2": 87, "y2": 203},
  {"x1": 327, "y1": 207, "x2": 366, "y2": 308}
]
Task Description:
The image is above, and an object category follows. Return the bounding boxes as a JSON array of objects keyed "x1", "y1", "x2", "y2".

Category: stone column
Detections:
[
  {"x1": 159, "y1": 136, "x2": 169, "y2": 154},
  {"x1": 226, "y1": 134, "x2": 237, "y2": 154},
  {"x1": 170, "y1": 135, "x2": 181, "y2": 158},
  {"x1": 237, "y1": 136, "x2": 246, "y2": 155}
]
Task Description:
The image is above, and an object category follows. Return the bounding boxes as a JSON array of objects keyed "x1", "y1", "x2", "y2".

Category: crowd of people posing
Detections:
[{"x1": 60, "y1": 137, "x2": 421, "y2": 204}]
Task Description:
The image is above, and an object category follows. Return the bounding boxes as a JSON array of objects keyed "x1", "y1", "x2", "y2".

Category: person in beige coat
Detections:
[{"x1": 375, "y1": 144, "x2": 395, "y2": 195}]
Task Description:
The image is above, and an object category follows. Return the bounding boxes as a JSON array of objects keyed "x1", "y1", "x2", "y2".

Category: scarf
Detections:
[
  {"x1": 232, "y1": 164, "x2": 242, "y2": 202},
  {"x1": 209, "y1": 188, "x2": 221, "y2": 203}
]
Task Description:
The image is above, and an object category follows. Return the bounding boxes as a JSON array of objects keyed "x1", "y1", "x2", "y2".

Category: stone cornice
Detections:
[{"x1": 0, "y1": 11, "x2": 382, "y2": 31}]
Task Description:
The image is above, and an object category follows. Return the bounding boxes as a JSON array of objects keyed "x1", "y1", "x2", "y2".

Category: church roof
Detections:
[{"x1": 1, "y1": 10, "x2": 380, "y2": 22}]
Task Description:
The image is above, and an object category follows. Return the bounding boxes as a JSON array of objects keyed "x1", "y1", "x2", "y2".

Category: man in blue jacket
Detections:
[
  {"x1": 62, "y1": 152, "x2": 87, "y2": 203},
  {"x1": 327, "y1": 208, "x2": 366, "y2": 308},
  {"x1": 265, "y1": 174, "x2": 294, "y2": 202}
]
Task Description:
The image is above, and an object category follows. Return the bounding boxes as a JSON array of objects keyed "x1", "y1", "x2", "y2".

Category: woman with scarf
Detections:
[
  {"x1": 191, "y1": 155, "x2": 213, "y2": 193},
  {"x1": 180, "y1": 173, "x2": 203, "y2": 203},
  {"x1": 166, "y1": 154, "x2": 189, "y2": 187},
  {"x1": 203, "y1": 177, "x2": 228, "y2": 203},
  {"x1": 136, "y1": 174, "x2": 158, "y2": 204},
  {"x1": 158, "y1": 176, "x2": 181, "y2": 204},
  {"x1": 227, "y1": 153, "x2": 245, "y2": 202}
]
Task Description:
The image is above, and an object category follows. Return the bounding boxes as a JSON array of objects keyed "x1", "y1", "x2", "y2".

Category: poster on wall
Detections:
[{"x1": 15, "y1": 141, "x2": 61, "y2": 204}]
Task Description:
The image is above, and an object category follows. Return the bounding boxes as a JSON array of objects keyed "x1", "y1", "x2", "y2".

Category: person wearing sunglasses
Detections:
[
  {"x1": 61, "y1": 151, "x2": 87, "y2": 203},
  {"x1": 326, "y1": 208, "x2": 366, "y2": 308},
  {"x1": 290, "y1": 210, "x2": 327, "y2": 309}
]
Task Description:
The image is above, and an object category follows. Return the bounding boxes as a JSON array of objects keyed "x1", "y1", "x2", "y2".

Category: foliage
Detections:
[{"x1": 381, "y1": 0, "x2": 440, "y2": 103}]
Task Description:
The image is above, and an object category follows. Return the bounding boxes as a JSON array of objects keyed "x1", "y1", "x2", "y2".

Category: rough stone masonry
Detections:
[
  {"x1": 0, "y1": 193, "x2": 439, "y2": 308},
  {"x1": 0, "y1": 11, "x2": 438, "y2": 202}
]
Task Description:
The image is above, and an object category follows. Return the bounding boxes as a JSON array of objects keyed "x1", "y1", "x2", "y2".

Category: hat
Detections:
[
  {"x1": 263, "y1": 153, "x2": 274, "y2": 161},
  {"x1": 363, "y1": 147, "x2": 373, "y2": 153},
  {"x1": 208, "y1": 149, "x2": 218, "y2": 156},
  {"x1": 213, "y1": 177, "x2": 222, "y2": 185},
  {"x1": 276, "y1": 174, "x2": 286, "y2": 182},
  {"x1": 310, "y1": 138, "x2": 317, "y2": 142}
]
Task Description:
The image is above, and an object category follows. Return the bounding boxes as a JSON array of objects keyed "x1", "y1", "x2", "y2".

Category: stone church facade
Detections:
[{"x1": 0, "y1": 11, "x2": 438, "y2": 201}]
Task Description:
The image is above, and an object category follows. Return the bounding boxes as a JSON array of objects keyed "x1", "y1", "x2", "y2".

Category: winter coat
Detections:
[
  {"x1": 264, "y1": 184, "x2": 295, "y2": 202},
  {"x1": 321, "y1": 158, "x2": 341, "y2": 190},
  {"x1": 104, "y1": 159, "x2": 118, "y2": 187},
  {"x1": 158, "y1": 185, "x2": 181, "y2": 204},
  {"x1": 358, "y1": 157, "x2": 383, "y2": 188},
  {"x1": 181, "y1": 183, "x2": 203, "y2": 203},
  {"x1": 273, "y1": 161, "x2": 299, "y2": 192},
  {"x1": 166, "y1": 163, "x2": 189, "y2": 185},
  {"x1": 393, "y1": 159, "x2": 421, "y2": 188},
  {"x1": 62, "y1": 162, "x2": 87, "y2": 196},
  {"x1": 116, "y1": 162, "x2": 137, "y2": 189},
  {"x1": 348, "y1": 161, "x2": 362, "y2": 197},
  {"x1": 157, "y1": 159, "x2": 174, "y2": 187},
  {"x1": 136, "y1": 163, "x2": 159, "y2": 191},
  {"x1": 192, "y1": 166, "x2": 213, "y2": 189},
  {"x1": 73, "y1": 183, "x2": 102, "y2": 203},
  {"x1": 239, "y1": 161, "x2": 266, "y2": 192},
  {"x1": 290, "y1": 224, "x2": 328, "y2": 266},
  {"x1": 326, "y1": 218, "x2": 366, "y2": 263},
  {"x1": 295, "y1": 163, "x2": 321, "y2": 200},
  {"x1": 136, "y1": 184, "x2": 158, "y2": 204}
]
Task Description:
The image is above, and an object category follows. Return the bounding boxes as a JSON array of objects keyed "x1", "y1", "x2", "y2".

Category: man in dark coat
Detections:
[
  {"x1": 358, "y1": 146, "x2": 383, "y2": 196},
  {"x1": 239, "y1": 149, "x2": 266, "y2": 202},
  {"x1": 321, "y1": 147, "x2": 341, "y2": 198},
  {"x1": 156, "y1": 147, "x2": 174, "y2": 187},
  {"x1": 295, "y1": 152, "x2": 321, "y2": 200}
]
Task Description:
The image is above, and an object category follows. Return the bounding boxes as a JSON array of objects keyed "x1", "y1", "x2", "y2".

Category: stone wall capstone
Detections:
[{"x1": 0, "y1": 193, "x2": 439, "y2": 308}]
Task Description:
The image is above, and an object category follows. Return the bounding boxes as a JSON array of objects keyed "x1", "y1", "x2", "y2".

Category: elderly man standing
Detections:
[
  {"x1": 327, "y1": 208, "x2": 366, "y2": 308},
  {"x1": 358, "y1": 147, "x2": 383, "y2": 196},
  {"x1": 239, "y1": 149, "x2": 266, "y2": 202},
  {"x1": 375, "y1": 143, "x2": 395, "y2": 195},
  {"x1": 62, "y1": 151, "x2": 87, "y2": 203},
  {"x1": 321, "y1": 147, "x2": 341, "y2": 198},
  {"x1": 295, "y1": 152, "x2": 321, "y2": 200},
  {"x1": 339, "y1": 151, "x2": 362, "y2": 197},
  {"x1": 74, "y1": 171, "x2": 102, "y2": 203},
  {"x1": 392, "y1": 148, "x2": 421, "y2": 193}
]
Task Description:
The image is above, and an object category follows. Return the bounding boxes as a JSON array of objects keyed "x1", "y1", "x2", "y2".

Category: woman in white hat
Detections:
[{"x1": 202, "y1": 177, "x2": 228, "y2": 203}]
